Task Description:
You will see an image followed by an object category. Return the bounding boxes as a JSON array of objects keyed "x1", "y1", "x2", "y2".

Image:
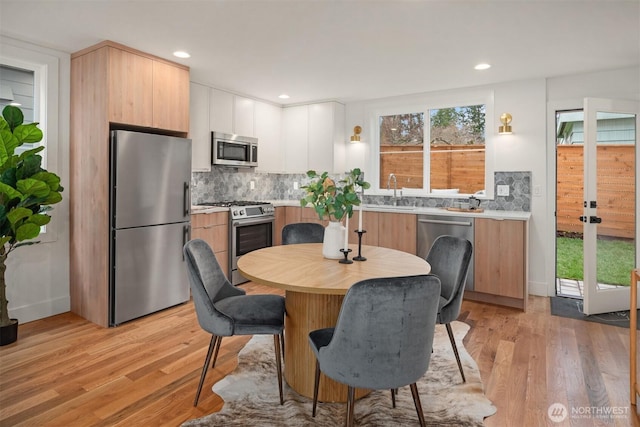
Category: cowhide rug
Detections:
[{"x1": 182, "y1": 321, "x2": 496, "y2": 426}]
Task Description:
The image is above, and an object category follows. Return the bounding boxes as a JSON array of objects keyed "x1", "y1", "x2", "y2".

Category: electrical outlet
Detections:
[
  {"x1": 293, "y1": 182, "x2": 299, "y2": 190},
  {"x1": 250, "y1": 180, "x2": 255, "y2": 190},
  {"x1": 497, "y1": 185, "x2": 510, "y2": 197}
]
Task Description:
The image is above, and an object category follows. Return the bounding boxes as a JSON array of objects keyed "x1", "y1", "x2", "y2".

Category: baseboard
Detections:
[{"x1": 8, "y1": 296, "x2": 70, "y2": 324}]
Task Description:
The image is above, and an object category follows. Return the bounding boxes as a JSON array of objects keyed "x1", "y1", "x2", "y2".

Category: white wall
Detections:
[
  {"x1": 344, "y1": 68, "x2": 639, "y2": 297},
  {"x1": 1, "y1": 36, "x2": 71, "y2": 323}
]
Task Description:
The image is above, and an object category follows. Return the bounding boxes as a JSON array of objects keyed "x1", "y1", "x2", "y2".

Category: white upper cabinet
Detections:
[
  {"x1": 210, "y1": 88, "x2": 234, "y2": 134},
  {"x1": 191, "y1": 83, "x2": 282, "y2": 172},
  {"x1": 192, "y1": 82, "x2": 344, "y2": 174},
  {"x1": 255, "y1": 102, "x2": 283, "y2": 172},
  {"x1": 234, "y1": 95, "x2": 255, "y2": 137},
  {"x1": 283, "y1": 105, "x2": 309, "y2": 173},
  {"x1": 210, "y1": 89, "x2": 255, "y2": 137},
  {"x1": 189, "y1": 82, "x2": 212, "y2": 172},
  {"x1": 308, "y1": 102, "x2": 345, "y2": 173},
  {"x1": 283, "y1": 101, "x2": 345, "y2": 174}
]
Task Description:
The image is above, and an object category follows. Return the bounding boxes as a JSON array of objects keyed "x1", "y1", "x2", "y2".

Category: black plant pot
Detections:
[{"x1": 0, "y1": 318, "x2": 18, "y2": 346}]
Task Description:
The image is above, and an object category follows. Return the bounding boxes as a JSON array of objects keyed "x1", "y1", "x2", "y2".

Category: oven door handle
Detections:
[{"x1": 232, "y1": 216, "x2": 275, "y2": 227}]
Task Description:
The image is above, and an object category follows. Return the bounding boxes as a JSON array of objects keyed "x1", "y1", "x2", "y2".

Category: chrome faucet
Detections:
[{"x1": 387, "y1": 173, "x2": 399, "y2": 205}]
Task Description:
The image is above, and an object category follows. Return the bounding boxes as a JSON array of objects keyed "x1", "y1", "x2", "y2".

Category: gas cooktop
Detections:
[
  {"x1": 196, "y1": 201, "x2": 271, "y2": 208},
  {"x1": 195, "y1": 201, "x2": 275, "y2": 219}
]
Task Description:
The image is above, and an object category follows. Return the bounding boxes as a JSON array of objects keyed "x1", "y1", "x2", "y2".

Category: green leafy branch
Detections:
[
  {"x1": 300, "y1": 168, "x2": 370, "y2": 222},
  {"x1": 0, "y1": 106, "x2": 64, "y2": 257}
]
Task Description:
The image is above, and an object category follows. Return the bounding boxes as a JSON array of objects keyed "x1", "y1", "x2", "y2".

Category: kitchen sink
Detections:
[{"x1": 363, "y1": 204, "x2": 416, "y2": 211}]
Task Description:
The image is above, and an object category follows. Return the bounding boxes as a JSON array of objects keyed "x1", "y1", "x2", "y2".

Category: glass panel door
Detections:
[{"x1": 582, "y1": 98, "x2": 638, "y2": 315}]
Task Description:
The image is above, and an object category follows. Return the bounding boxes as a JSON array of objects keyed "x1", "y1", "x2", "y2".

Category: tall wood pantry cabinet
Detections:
[{"x1": 70, "y1": 41, "x2": 190, "y2": 327}]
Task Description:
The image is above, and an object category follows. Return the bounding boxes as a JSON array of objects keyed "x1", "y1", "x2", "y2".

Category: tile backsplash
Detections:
[{"x1": 192, "y1": 169, "x2": 531, "y2": 212}]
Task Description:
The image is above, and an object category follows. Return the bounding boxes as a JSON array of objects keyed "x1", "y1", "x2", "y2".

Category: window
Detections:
[
  {"x1": 377, "y1": 104, "x2": 486, "y2": 195},
  {"x1": 0, "y1": 65, "x2": 37, "y2": 157},
  {"x1": 1, "y1": 40, "x2": 61, "y2": 240}
]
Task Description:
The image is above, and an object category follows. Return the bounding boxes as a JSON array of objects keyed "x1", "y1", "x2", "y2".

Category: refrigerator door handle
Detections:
[
  {"x1": 183, "y1": 182, "x2": 190, "y2": 217},
  {"x1": 183, "y1": 224, "x2": 190, "y2": 260}
]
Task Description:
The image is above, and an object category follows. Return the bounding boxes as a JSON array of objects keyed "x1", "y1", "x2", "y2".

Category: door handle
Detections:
[
  {"x1": 184, "y1": 182, "x2": 190, "y2": 217},
  {"x1": 589, "y1": 216, "x2": 602, "y2": 224},
  {"x1": 182, "y1": 224, "x2": 190, "y2": 260}
]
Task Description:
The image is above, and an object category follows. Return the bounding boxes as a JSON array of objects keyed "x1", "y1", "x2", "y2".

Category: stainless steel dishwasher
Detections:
[{"x1": 417, "y1": 214, "x2": 475, "y2": 290}]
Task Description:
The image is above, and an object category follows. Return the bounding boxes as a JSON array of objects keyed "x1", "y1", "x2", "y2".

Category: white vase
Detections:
[{"x1": 323, "y1": 221, "x2": 345, "y2": 259}]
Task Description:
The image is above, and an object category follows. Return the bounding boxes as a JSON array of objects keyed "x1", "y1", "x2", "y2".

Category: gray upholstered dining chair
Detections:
[
  {"x1": 426, "y1": 234, "x2": 473, "y2": 383},
  {"x1": 183, "y1": 238, "x2": 286, "y2": 406},
  {"x1": 308, "y1": 275, "x2": 442, "y2": 427},
  {"x1": 282, "y1": 222, "x2": 325, "y2": 245}
]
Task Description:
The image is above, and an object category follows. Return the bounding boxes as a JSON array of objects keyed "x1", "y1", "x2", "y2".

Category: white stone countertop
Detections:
[{"x1": 268, "y1": 200, "x2": 531, "y2": 221}]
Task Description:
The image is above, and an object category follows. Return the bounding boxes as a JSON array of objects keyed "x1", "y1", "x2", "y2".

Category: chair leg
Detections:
[
  {"x1": 194, "y1": 335, "x2": 220, "y2": 406},
  {"x1": 280, "y1": 332, "x2": 285, "y2": 362},
  {"x1": 391, "y1": 388, "x2": 396, "y2": 408},
  {"x1": 345, "y1": 386, "x2": 356, "y2": 427},
  {"x1": 273, "y1": 334, "x2": 284, "y2": 405},
  {"x1": 445, "y1": 323, "x2": 466, "y2": 383},
  {"x1": 409, "y1": 382, "x2": 426, "y2": 427},
  {"x1": 312, "y1": 360, "x2": 321, "y2": 417},
  {"x1": 211, "y1": 334, "x2": 222, "y2": 368}
]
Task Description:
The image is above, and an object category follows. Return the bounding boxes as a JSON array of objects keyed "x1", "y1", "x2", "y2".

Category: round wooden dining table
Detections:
[{"x1": 237, "y1": 243, "x2": 431, "y2": 402}]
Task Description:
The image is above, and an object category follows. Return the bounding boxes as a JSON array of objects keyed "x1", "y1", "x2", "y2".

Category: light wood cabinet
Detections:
[
  {"x1": 349, "y1": 211, "x2": 416, "y2": 253},
  {"x1": 153, "y1": 60, "x2": 190, "y2": 132},
  {"x1": 70, "y1": 40, "x2": 190, "y2": 327},
  {"x1": 99, "y1": 42, "x2": 189, "y2": 132},
  {"x1": 280, "y1": 207, "x2": 416, "y2": 254},
  {"x1": 378, "y1": 212, "x2": 417, "y2": 253},
  {"x1": 107, "y1": 48, "x2": 153, "y2": 127},
  {"x1": 274, "y1": 207, "x2": 287, "y2": 246},
  {"x1": 192, "y1": 212, "x2": 229, "y2": 277},
  {"x1": 471, "y1": 218, "x2": 528, "y2": 310}
]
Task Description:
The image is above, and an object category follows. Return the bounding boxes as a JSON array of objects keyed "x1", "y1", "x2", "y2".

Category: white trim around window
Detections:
[
  {"x1": 365, "y1": 88, "x2": 495, "y2": 199},
  {"x1": 1, "y1": 39, "x2": 61, "y2": 242}
]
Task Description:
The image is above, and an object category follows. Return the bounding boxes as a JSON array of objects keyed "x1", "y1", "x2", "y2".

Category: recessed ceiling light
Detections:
[
  {"x1": 474, "y1": 63, "x2": 491, "y2": 70},
  {"x1": 173, "y1": 51, "x2": 191, "y2": 59},
  {"x1": 278, "y1": 94, "x2": 290, "y2": 99}
]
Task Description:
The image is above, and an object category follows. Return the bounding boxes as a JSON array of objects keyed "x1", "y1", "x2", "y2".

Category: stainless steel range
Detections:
[{"x1": 198, "y1": 201, "x2": 275, "y2": 285}]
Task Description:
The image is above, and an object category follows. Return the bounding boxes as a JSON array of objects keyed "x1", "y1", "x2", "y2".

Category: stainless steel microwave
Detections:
[{"x1": 212, "y1": 131, "x2": 258, "y2": 167}]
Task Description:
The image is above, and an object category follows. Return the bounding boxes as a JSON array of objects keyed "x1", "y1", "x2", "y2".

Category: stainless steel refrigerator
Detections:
[{"x1": 109, "y1": 130, "x2": 192, "y2": 326}]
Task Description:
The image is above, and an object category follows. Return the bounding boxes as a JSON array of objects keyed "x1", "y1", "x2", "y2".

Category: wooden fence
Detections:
[
  {"x1": 380, "y1": 145, "x2": 485, "y2": 194},
  {"x1": 556, "y1": 145, "x2": 635, "y2": 239},
  {"x1": 380, "y1": 144, "x2": 635, "y2": 239}
]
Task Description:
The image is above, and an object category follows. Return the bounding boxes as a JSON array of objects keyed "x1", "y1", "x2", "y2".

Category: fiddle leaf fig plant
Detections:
[
  {"x1": 300, "y1": 168, "x2": 370, "y2": 222},
  {"x1": 0, "y1": 105, "x2": 64, "y2": 328}
]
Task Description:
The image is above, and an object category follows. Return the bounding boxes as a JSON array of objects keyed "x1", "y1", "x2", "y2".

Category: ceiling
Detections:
[{"x1": 1, "y1": 1, "x2": 638, "y2": 106}]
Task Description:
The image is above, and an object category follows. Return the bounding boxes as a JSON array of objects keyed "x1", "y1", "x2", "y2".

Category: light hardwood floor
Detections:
[{"x1": 1, "y1": 283, "x2": 638, "y2": 426}]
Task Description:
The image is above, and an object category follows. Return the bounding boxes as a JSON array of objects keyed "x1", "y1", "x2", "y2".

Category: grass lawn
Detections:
[{"x1": 556, "y1": 236, "x2": 635, "y2": 286}]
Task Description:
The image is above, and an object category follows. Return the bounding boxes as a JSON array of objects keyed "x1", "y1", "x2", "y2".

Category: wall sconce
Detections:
[
  {"x1": 498, "y1": 113, "x2": 513, "y2": 135},
  {"x1": 350, "y1": 125, "x2": 362, "y2": 143}
]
